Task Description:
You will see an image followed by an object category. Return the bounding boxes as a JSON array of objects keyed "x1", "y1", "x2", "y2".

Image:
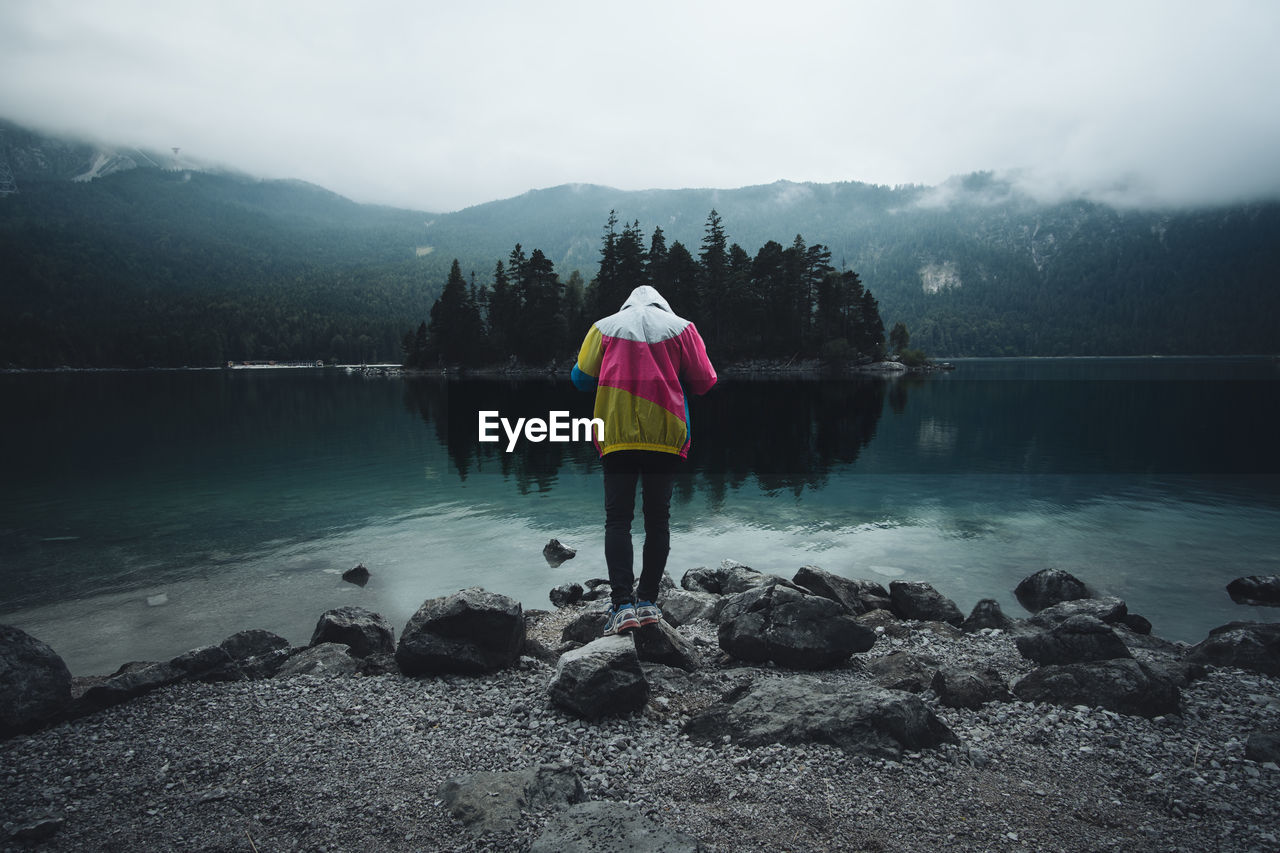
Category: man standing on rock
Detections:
[{"x1": 572, "y1": 285, "x2": 717, "y2": 635}]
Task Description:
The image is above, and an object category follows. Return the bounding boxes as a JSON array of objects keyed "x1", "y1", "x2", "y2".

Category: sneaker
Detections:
[
  {"x1": 634, "y1": 600, "x2": 662, "y2": 627},
  {"x1": 603, "y1": 602, "x2": 640, "y2": 636}
]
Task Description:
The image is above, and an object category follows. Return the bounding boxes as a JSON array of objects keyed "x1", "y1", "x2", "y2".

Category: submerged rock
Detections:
[
  {"x1": 1226, "y1": 575, "x2": 1280, "y2": 608},
  {"x1": 341, "y1": 563, "x2": 371, "y2": 586},
  {"x1": 543, "y1": 539, "x2": 577, "y2": 567}
]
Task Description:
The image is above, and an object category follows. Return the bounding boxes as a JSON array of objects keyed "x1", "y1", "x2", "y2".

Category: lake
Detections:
[{"x1": 2, "y1": 358, "x2": 1278, "y2": 675}]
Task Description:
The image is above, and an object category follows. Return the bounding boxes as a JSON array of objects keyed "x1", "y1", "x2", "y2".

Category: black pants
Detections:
[{"x1": 602, "y1": 450, "x2": 679, "y2": 607}]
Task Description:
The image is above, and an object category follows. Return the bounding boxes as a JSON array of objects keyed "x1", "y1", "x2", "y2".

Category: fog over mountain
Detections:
[{"x1": 2, "y1": 1, "x2": 1278, "y2": 212}]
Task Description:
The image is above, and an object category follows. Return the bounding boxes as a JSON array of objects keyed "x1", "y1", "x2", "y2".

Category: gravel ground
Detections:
[{"x1": 2, "y1": 607, "x2": 1279, "y2": 852}]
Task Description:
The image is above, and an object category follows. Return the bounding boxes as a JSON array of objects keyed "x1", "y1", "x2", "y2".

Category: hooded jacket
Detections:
[{"x1": 571, "y1": 285, "x2": 717, "y2": 457}]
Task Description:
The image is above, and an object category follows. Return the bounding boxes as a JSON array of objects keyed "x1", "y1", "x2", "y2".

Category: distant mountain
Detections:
[
  {"x1": 1, "y1": 118, "x2": 1277, "y2": 366},
  {"x1": 0, "y1": 120, "x2": 437, "y2": 367},
  {"x1": 421, "y1": 176, "x2": 1280, "y2": 356}
]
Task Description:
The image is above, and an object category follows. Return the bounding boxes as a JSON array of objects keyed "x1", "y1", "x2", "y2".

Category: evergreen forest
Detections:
[{"x1": 400, "y1": 210, "x2": 887, "y2": 368}]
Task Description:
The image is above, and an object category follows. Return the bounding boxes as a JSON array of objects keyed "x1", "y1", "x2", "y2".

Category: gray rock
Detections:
[
  {"x1": 932, "y1": 667, "x2": 1013, "y2": 709},
  {"x1": 560, "y1": 601, "x2": 611, "y2": 644},
  {"x1": 171, "y1": 645, "x2": 237, "y2": 682},
  {"x1": 1014, "y1": 568, "x2": 1091, "y2": 613},
  {"x1": 1015, "y1": 615, "x2": 1133, "y2": 665},
  {"x1": 632, "y1": 620, "x2": 701, "y2": 671},
  {"x1": 656, "y1": 588, "x2": 719, "y2": 626},
  {"x1": 395, "y1": 587, "x2": 525, "y2": 676},
  {"x1": 548, "y1": 635, "x2": 649, "y2": 720},
  {"x1": 8, "y1": 817, "x2": 65, "y2": 842},
  {"x1": 310, "y1": 606, "x2": 395, "y2": 658},
  {"x1": 78, "y1": 661, "x2": 183, "y2": 712},
  {"x1": 888, "y1": 581, "x2": 964, "y2": 626},
  {"x1": 1227, "y1": 575, "x2": 1280, "y2": 607},
  {"x1": 218, "y1": 629, "x2": 291, "y2": 679},
  {"x1": 1186, "y1": 622, "x2": 1280, "y2": 676},
  {"x1": 341, "y1": 563, "x2": 370, "y2": 586},
  {"x1": 682, "y1": 560, "x2": 798, "y2": 596},
  {"x1": 717, "y1": 584, "x2": 876, "y2": 669},
  {"x1": 439, "y1": 763, "x2": 585, "y2": 835},
  {"x1": 867, "y1": 651, "x2": 942, "y2": 693},
  {"x1": 1013, "y1": 658, "x2": 1181, "y2": 717},
  {"x1": 962, "y1": 598, "x2": 1014, "y2": 632},
  {"x1": 522, "y1": 635, "x2": 561, "y2": 665},
  {"x1": 543, "y1": 538, "x2": 577, "y2": 567},
  {"x1": 549, "y1": 582, "x2": 584, "y2": 608},
  {"x1": 1245, "y1": 728, "x2": 1280, "y2": 763},
  {"x1": 856, "y1": 608, "x2": 910, "y2": 638},
  {"x1": 792, "y1": 566, "x2": 891, "y2": 615},
  {"x1": 1028, "y1": 596, "x2": 1129, "y2": 629},
  {"x1": 275, "y1": 643, "x2": 359, "y2": 677},
  {"x1": 530, "y1": 801, "x2": 704, "y2": 853},
  {"x1": 580, "y1": 578, "x2": 612, "y2": 601},
  {"x1": 684, "y1": 677, "x2": 957, "y2": 759},
  {"x1": 0, "y1": 624, "x2": 72, "y2": 737},
  {"x1": 1120, "y1": 613, "x2": 1153, "y2": 635}
]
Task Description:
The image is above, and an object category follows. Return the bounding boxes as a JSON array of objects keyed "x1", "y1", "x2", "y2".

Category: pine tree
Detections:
[{"x1": 698, "y1": 210, "x2": 729, "y2": 349}]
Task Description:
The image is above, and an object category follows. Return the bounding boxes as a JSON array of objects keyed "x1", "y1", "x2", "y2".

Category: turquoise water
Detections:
[{"x1": 2, "y1": 359, "x2": 1278, "y2": 674}]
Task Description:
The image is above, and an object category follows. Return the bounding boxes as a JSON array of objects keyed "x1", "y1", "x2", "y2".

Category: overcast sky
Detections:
[{"x1": 2, "y1": 0, "x2": 1278, "y2": 212}]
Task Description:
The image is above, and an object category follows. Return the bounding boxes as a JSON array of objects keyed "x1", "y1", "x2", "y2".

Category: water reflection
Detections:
[{"x1": 402, "y1": 376, "x2": 890, "y2": 499}]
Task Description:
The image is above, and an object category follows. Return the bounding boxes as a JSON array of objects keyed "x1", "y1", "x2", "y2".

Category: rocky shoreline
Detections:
[{"x1": 3, "y1": 565, "x2": 1279, "y2": 852}]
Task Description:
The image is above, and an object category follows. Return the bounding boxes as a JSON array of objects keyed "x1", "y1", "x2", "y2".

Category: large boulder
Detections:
[
  {"x1": 310, "y1": 606, "x2": 395, "y2": 658},
  {"x1": 931, "y1": 667, "x2": 1014, "y2": 709},
  {"x1": 1, "y1": 625, "x2": 72, "y2": 737},
  {"x1": 1226, "y1": 576, "x2": 1280, "y2": 608},
  {"x1": 717, "y1": 584, "x2": 875, "y2": 669},
  {"x1": 440, "y1": 764, "x2": 585, "y2": 835},
  {"x1": 548, "y1": 635, "x2": 648, "y2": 720},
  {"x1": 1028, "y1": 596, "x2": 1128, "y2": 629},
  {"x1": 684, "y1": 677, "x2": 956, "y2": 759},
  {"x1": 888, "y1": 581, "x2": 963, "y2": 626},
  {"x1": 1013, "y1": 658, "x2": 1181, "y2": 717},
  {"x1": 632, "y1": 621, "x2": 700, "y2": 671},
  {"x1": 396, "y1": 587, "x2": 525, "y2": 676},
  {"x1": 1015, "y1": 615, "x2": 1133, "y2": 665},
  {"x1": 792, "y1": 566, "x2": 891, "y2": 615},
  {"x1": 1014, "y1": 569, "x2": 1091, "y2": 613},
  {"x1": 962, "y1": 599, "x2": 1014, "y2": 632},
  {"x1": 1185, "y1": 622, "x2": 1280, "y2": 676},
  {"x1": 530, "y1": 801, "x2": 704, "y2": 853}
]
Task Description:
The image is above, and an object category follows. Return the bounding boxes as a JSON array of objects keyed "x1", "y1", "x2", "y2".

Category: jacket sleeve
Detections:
[
  {"x1": 678, "y1": 323, "x2": 717, "y2": 396},
  {"x1": 571, "y1": 324, "x2": 603, "y2": 391}
]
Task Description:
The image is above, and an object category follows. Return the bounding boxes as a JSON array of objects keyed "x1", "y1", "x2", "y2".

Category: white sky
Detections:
[{"x1": 2, "y1": 0, "x2": 1278, "y2": 212}]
